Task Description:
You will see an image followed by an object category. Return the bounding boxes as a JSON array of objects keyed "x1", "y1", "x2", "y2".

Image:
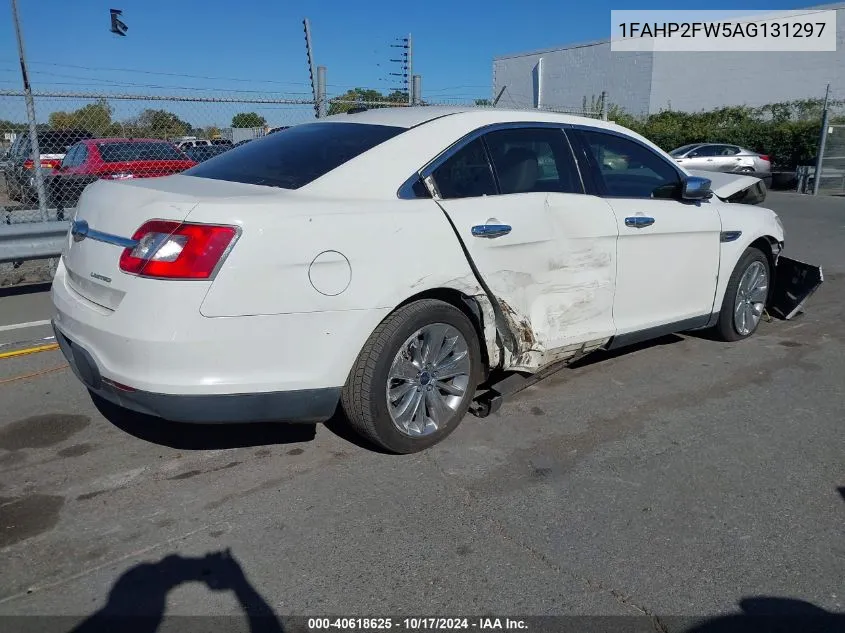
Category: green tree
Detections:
[
  {"x1": 327, "y1": 88, "x2": 409, "y2": 115},
  {"x1": 49, "y1": 99, "x2": 113, "y2": 136},
  {"x1": 474, "y1": 98, "x2": 492, "y2": 107},
  {"x1": 231, "y1": 112, "x2": 267, "y2": 128},
  {"x1": 132, "y1": 109, "x2": 193, "y2": 139}
]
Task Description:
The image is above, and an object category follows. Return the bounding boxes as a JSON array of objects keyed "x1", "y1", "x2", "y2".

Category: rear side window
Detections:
[
  {"x1": 689, "y1": 145, "x2": 719, "y2": 157},
  {"x1": 432, "y1": 138, "x2": 496, "y2": 199},
  {"x1": 185, "y1": 122, "x2": 405, "y2": 189},
  {"x1": 483, "y1": 127, "x2": 582, "y2": 195},
  {"x1": 98, "y1": 142, "x2": 186, "y2": 162},
  {"x1": 61, "y1": 144, "x2": 83, "y2": 167}
]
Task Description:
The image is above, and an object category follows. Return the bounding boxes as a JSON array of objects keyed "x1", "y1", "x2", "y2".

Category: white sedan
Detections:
[{"x1": 51, "y1": 106, "x2": 786, "y2": 453}]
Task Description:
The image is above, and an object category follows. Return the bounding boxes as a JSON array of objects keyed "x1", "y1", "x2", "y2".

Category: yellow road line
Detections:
[
  {"x1": 0, "y1": 343, "x2": 60, "y2": 360},
  {"x1": 0, "y1": 364, "x2": 68, "y2": 385}
]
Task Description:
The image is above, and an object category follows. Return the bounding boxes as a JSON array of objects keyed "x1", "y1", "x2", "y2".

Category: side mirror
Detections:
[{"x1": 682, "y1": 176, "x2": 713, "y2": 201}]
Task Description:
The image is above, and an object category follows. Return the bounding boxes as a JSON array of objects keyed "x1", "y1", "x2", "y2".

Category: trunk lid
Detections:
[
  {"x1": 96, "y1": 159, "x2": 196, "y2": 179},
  {"x1": 62, "y1": 174, "x2": 263, "y2": 310}
]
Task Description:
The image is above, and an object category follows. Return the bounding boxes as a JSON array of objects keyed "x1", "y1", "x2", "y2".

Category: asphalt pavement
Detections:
[{"x1": 0, "y1": 192, "x2": 843, "y2": 631}]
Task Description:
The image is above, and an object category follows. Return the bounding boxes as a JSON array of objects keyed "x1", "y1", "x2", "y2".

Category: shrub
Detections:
[{"x1": 608, "y1": 99, "x2": 843, "y2": 169}]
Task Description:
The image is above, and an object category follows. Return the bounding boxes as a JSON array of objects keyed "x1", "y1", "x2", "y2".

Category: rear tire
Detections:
[
  {"x1": 714, "y1": 247, "x2": 771, "y2": 342},
  {"x1": 341, "y1": 299, "x2": 482, "y2": 454}
]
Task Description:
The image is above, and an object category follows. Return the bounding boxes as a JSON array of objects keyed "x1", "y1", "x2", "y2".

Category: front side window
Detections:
[
  {"x1": 185, "y1": 122, "x2": 405, "y2": 190},
  {"x1": 581, "y1": 130, "x2": 681, "y2": 200},
  {"x1": 689, "y1": 145, "x2": 719, "y2": 158},
  {"x1": 670, "y1": 144, "x2": 701, "y2": 157},
  {"x1": 483, "y1": 127, "x2": 582, "y2": 195},
  {"x1": 431, "y1": 138, "x2": 496, "y2": 199}
]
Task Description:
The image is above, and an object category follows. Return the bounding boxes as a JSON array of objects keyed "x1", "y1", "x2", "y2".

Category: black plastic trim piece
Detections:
[{"x1": 606, "y1": 315, "x2": 711, "y2": 351}]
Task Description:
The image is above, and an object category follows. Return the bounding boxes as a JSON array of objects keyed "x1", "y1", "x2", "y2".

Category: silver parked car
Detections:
[{"x1": 670, "y1": 143, "x2": 771, "y2": 175}]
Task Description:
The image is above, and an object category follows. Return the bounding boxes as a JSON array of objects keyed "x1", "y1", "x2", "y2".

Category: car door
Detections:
[
  {"x1": 709, "y1": 144, "x2": 744, "y2": 172},
  {"x1": 573, "y1": 128, "x2": 721, "y2": 336},
  {"x1": 427, "y1": 125, "x2": 619, "y2": 371},
  {"x1": 52, "y1": 144, "x2": 82, "y2": 207},
  {"x1": 677, "y1": 144, "x2": 719, "y2": 171},
  {"x1": 11, "y1": 133, "x2": 31, "y2": 190}
]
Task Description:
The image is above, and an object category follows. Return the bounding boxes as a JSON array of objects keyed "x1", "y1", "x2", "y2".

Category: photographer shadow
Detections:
[{"x1": 69, "y1": 549, "x2": 283, "y2": 633}]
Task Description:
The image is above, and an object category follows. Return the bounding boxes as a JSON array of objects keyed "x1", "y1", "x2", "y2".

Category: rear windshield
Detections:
[
  {"x1": 184, "y1": 122, "x2": 406, "y2": 189},
  {"x1": 98, "y1": 142, "x2": 186, "y2": 162},
  {"x1": 39, "y1": 132, "x2": 91, "y2": 155}
]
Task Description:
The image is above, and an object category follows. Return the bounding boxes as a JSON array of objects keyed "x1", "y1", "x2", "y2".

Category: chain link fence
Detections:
[
  {"x1": 817, "y1": 124, "x2": 845, "y2": 196},
  {"x1": 0, "y1": 89, "x2": 602, "y2": 287}
]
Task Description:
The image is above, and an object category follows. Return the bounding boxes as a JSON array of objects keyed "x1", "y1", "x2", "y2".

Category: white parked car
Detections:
[
  {"x1": 52, "y1": 107, "x2": 787, "y2": 453},
  {"x1": 175, "y1": 139, "x2": 212, "y2": 150}
]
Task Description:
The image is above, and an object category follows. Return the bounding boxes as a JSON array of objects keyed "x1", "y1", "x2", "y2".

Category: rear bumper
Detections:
[{"x1": 53, "y1": 322, "x2": 340, "y2": 423}]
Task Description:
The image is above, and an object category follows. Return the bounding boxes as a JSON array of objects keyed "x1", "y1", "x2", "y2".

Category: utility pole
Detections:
[
  {"x1": 303, "y1": 18, "x2": 319, "y2": 118},
  {"x1": 389, "y1": 35, "x2": 411, "y2": 103},
  {"x1": 407, "y1": 33, "x2": 413, "y2": 105},
  {"x1": 812, "y1": 83, "x2": 830, "y2": 196},
  {"x1": 10, "y1": 0, "x2": 48, "y2": 221}
]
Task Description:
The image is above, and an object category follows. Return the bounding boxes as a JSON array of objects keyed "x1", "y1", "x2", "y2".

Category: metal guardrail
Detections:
[{"x1": 0, "y1": 220, "x2": 68, "y2": 263}]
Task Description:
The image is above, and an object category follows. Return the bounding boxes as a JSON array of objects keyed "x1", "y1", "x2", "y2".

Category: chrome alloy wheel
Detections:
[
  {"x1": 386, "y1": 323, "x2": 471, "y2": 437},
  {"x1": 734, "y1": 261, "x2": 768, "y2": 336}
]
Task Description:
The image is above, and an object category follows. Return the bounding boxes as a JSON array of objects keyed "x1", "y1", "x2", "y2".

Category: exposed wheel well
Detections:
[{"x1": 396, "y1": 288, "x2": 492, "y2": 378}]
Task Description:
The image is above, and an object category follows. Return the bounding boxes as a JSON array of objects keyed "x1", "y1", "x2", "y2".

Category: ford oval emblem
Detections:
[{"x1": 71, "y1": 219, "x2": 89, "y2": 242}]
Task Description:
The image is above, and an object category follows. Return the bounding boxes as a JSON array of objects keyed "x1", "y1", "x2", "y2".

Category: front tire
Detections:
[
  {"x1": 714, "y1": 247, "x2": 771, "y2": 342},
  {"x1": 341, "y1": 299, "x2": 482, "y2": 454}
]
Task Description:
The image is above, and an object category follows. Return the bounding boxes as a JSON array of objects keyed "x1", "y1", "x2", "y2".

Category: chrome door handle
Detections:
[
  {"x1": 471, "y1": 224, "x2": 512, "y2": 238},
  {"x1": 625, "y1": 216, "x2": 655, "y2": 228}
]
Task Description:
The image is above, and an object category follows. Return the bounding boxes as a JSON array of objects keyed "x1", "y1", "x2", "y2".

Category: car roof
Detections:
[
  {"x1": 305, "y1": 106, "x2": 655, "y2": 199},
  {"x1": 320, "y1": 105, "x2": 613, "y2": 130},
  {"x1": 88, "y1": 138, "x2": 175, "y2": 144}
]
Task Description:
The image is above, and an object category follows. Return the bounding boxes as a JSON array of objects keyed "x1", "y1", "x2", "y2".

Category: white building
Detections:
[{"x1": 492, "y1": 4, "x2": 845, "y2": 116}]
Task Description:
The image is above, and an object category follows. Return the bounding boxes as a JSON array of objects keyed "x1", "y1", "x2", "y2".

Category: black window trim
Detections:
[
  {"x1": 567, "y1": 124, "x2": 689, "y2": 201},
  {"x1": 397, "y1": 121, "x2": 589, "y2": 200}
]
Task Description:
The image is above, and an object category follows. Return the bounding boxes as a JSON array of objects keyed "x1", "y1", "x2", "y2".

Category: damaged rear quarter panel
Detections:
[{"x1": 194, "y1": 196, "x2": 497, "y2": 379}]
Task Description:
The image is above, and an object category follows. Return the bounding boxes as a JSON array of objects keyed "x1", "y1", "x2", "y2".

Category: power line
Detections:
[
  {"x1": 0, "y1": 78, "x2": 313, "y2": 96},
  {"x1": 0, "y1": 58, "x2": 314, "y2": 87}
]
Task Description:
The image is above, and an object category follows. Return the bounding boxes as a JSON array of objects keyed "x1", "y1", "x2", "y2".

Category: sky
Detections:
[{"x1": 0, "y1": 0, "x2": 824, "y2": 129}]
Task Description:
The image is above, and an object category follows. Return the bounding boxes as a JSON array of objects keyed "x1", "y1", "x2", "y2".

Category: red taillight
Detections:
[
  {"x1": 759, "y1": 155, "x2": 771, "y2": 162},
  {"x1": 23, "y1": 158, "x2": 61, "y2": 169},
  {"x1": 119, "y1": 220, "x2": 238, "y2": 280}
]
